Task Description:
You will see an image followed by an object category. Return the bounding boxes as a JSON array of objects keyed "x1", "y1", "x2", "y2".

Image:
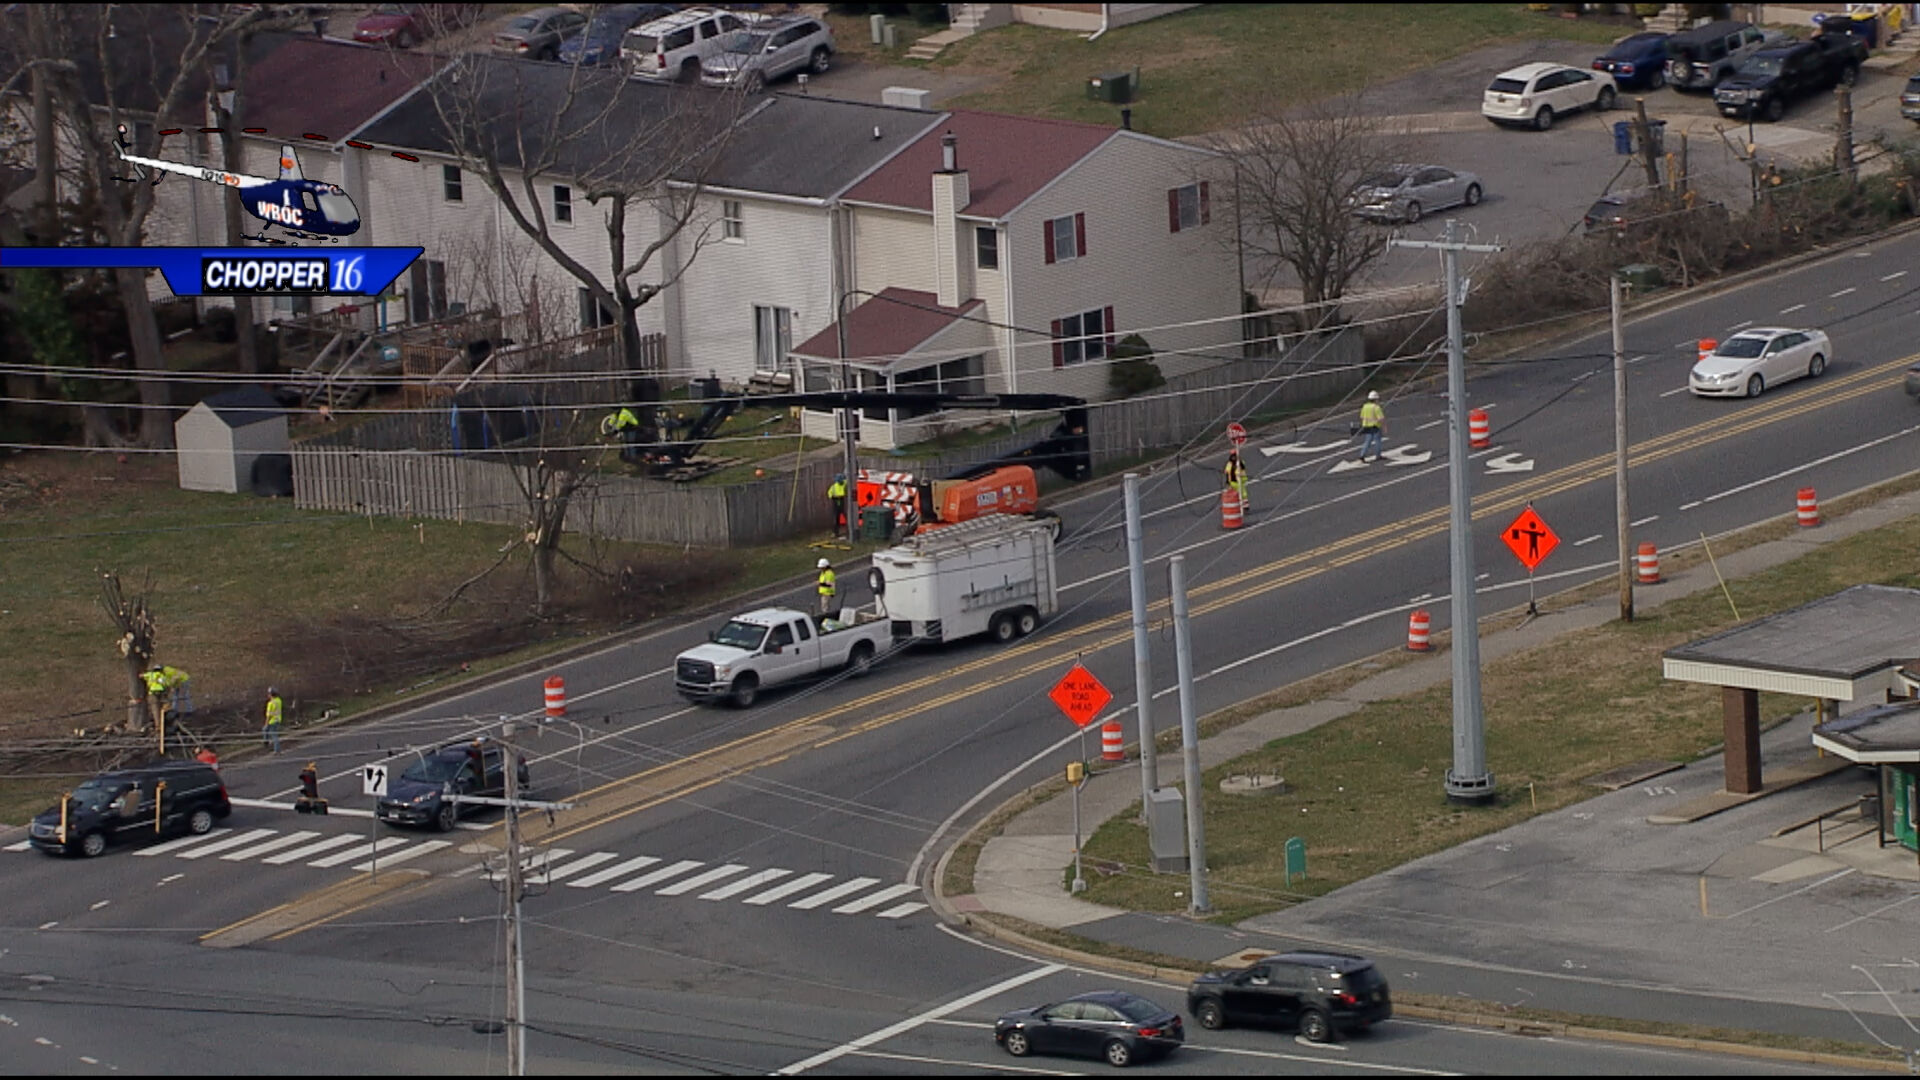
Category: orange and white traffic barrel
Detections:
[
  {"x1": 1101, "y1": 720, "x2": 1124, "y2": 762},
  {"x1": 1468, "y1": 408, "x2": 1491, "y2": 449},
  {"x1": 1636, "y1": 542, "x2": 1661, "y2": 584},
  {"x1": 1797, "y1": 487, "x2": 1820, "y2": 528},
  {"x1": 1698, "y1": 339, "x2": 1717, "y2": 366},
  {"x1": 544, "y1": 675, "x2": 566, "y2": 718},
  {"x1": 1221, "y1": 487, "x2": 1244, "y2": 530},
  {"x1": 1407, "y1": 609, "x2": 1432, "y2": 651}
]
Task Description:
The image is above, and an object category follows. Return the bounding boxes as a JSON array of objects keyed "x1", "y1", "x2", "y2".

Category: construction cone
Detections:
[{"x1": 1221, "y1": 487, "x2": 1244, "y2": 530}]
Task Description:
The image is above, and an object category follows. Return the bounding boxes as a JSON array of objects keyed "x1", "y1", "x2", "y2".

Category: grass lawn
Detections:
[
  {"x1": 934, "y1": 4, "x2": 1626, "y2": 138},
  {"x1": 1074, "y1": 495, "x2": 1920, "y2": 924}
]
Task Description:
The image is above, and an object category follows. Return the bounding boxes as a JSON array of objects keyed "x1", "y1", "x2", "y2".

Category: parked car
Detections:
[
  {"x1": 1582, "y1": 191, "x2": 1728, "y2": 237},
  {"x1": 699, "y1": 14, "x2": 834, "y2": 92},
  {"x1": 1592, "y1": 31, "x2": 1673, "y2": 90},
  {"x1": 1348, "y1": 163, "x2": 1482, "y2": 224},
  {"x1": 1688, "y1": 327, "x2": 1832, "y2": 398},
  {"x1": 1902, "y1": 73, "x2": 1920, "y2": 124},
  {"x1": 1715, "y1": 36, "x2": 1865, "y2": 121},
  {"x1": 490, "y1": 5, "x2": 587, "y2": 61},
  {"x1": 1665, "y1": 20, "x2": 1781, "y2": 91},
  {"x1": 624, "y1": 6, "x2": 752, "y2": 83},
  {"x1": 375, "y1": 739, "x2": 530, "y2": 832},
  {"x1": 557, "y1": 3, "x2": 677, "y2": 66},
  {"x1": 29, "y1": 760, "x2": 231, "y2": 858},
  {"x1": 1482, "y1": 62, "x2": 1617, "y2": 131},
  {"x1": 994, "y1": 990, "x2": 1184, "y2": 1067},
  {"x1": 1187, "y1": 951, "x2": 1393, "y2": 1042}
]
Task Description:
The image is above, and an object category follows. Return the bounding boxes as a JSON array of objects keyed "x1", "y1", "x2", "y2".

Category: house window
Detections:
[
  {"x1": 443, "y1": 164, "x2": 463, "y2": 203},
  {"x1": 553, "y1": 184, "x2": 572, "y2": 224},
  {"x1": 753, "y1": 305, "x2": 792, "y2": 373},
  {"x1": 408, "y1": 259, "x2": 447, "y2": 323},
  {"x1": 1043, "y1": 213, "x2": 1084, "y2": 264},
  {"x1": 1050, "y1": 306, "x2": 1112, "y2": 368},
  {"x1": 722, "y1": 199, "x2": 743, "y2": 241},
  {"x1": 1169, "y1": 181, "x2": 1210, "y2": 233},
  {"x1": 895, "y1": 355, "x2": 986, "y2": 419},
  {"x1": 975, "y1": 226, "x2": 998, "y2": 270},
  {"x1": 578, "y1": 287, "x2": 614, "y2": 331}
]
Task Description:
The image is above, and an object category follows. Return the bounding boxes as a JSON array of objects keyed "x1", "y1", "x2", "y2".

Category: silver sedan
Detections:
[
  {"x1": 1348, "y1": 164, "x2": 1483, "y2": 225},
  {"x1": 1688, "y1": 327, "x2": 1832, "y2": 398}
]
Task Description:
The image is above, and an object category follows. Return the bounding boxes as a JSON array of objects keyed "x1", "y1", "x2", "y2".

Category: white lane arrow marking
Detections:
[
  {"x1": 1379, "y1": 445, "x2": 1432, "y2": 465},
  {"x1": 1484, "y1": 452, "x2": 1534, "y2": 474},
  {"x1": 1327, "y1": 458, "x2": 1370, "y2": 474},
  {"x1": 1260, "y1": 439, "x2": 1347, "y2": 458}
]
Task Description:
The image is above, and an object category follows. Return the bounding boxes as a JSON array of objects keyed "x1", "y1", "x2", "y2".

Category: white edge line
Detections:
[
  {"x1": 1658, "y1": 385, "x2": 1690, "y2": 398},
  {"x1": 1573, "y1": 534, "x2": 1602, "y2": 546},
  {"x1": 1779, "y1": 303, "x2": 1806, "y2": 314},
  {"x1": 1701, "y1": 423, "x2": 1920, "y2": 506},
  {"x1": 1678, "y1": 500, "x2": 1701, "y2": 511},
  {"x1": 1629, "y1": 515, "x2": 1659, "y2": 527},
  {"x1": 772, "y1": 963, "x2": 1064, "y2": 1075}
]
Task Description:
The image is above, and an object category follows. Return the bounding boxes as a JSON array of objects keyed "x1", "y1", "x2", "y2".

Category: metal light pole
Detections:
[
  {"x1": 1613, "y1": 274, "x2": 1633, "y2": 622},
  {"x1": 1391, "y1": 220, "x2": 1502, "y2": 805},
  {"x1": 1168, "y1": 555, "x2": 1208, "y2": 913},
  {"x1": 502, "y1": 720, "x2": 527, "y2": 1076},
  {"x1": 1123, "y1": 474, "x2": 1160, "y2": 811}
]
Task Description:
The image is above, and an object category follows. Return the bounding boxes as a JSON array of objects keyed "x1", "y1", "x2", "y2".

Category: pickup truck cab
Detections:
[
  {"x1": 1715, "y1": 36, "x2": 1864, "y2": 121},
  {"x1": 675, "y1": 606, "x2": 890, "y2": 707}
]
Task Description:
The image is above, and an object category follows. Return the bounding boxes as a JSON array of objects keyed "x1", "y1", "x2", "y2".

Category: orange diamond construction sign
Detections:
[{"x1": 1049, "y1": 663, "x2": 1112, "y2": 727}]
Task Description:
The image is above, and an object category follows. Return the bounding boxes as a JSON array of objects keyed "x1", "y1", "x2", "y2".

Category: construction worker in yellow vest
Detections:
[
  {"x1": 143, "y1": 664, "x2": 193, "y2": 720},
  {"x1": 816, "y1": 558, "x2": 837, "y2": 617},
  {"x1": 827, "y1": 474, "x2": 848, "y2": 533},
  {"x1": 263, "y1": 687, "x2": 284, "y2": 754},
  {"x1": 1223, "y1": 450, "x2": 1249, "y2": 508},
  {"x1": 1358, "y1": 391, "x2": 1386, "y2": 462},
  {"x1": 600, "y1": 407, "x2": 643, "y2": 463}
]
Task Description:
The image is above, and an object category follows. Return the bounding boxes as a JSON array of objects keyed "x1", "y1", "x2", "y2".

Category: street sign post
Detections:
[
  {"x1": 1226, "y1": 421, "x2": 1248, "y2": 447},
  {"x1": 360, "y1": 762, "x2": 389, "y2": 877},
  {"x1": 1502, "y1": 504, "x2": 1560, "y2": 615}
]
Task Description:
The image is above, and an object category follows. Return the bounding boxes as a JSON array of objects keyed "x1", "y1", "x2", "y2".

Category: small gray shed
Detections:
[{"x1": 174, "y1": 387, "x2": 289, "y2": 494}]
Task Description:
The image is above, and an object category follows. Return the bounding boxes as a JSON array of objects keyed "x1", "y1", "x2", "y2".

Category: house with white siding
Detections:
[{"x1": 792, "y1": 109, "x2": 1240, "y2": 449}]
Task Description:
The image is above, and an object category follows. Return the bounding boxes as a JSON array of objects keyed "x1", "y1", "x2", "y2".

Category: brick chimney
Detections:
[{"x1": 931, "y1": 131, "x2": 971, "y2": 308}]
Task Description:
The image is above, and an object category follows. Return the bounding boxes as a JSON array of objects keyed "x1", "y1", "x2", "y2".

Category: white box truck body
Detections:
[{"x1": 870, "y1": 515, "x2": 1058, "y2": 645}]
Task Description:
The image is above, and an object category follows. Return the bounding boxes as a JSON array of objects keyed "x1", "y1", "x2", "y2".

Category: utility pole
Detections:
[
  {"x1": 1167, "y1": 555, "x2": 1208, "y2": 914},
  {"x1": 834, "y1": 295, "x2": 860, "y2": 546},
  {"x1": 1123, "y1": 474, "x2": 1160, "y2": 819},
  {"x1": 210, "y1": 38, "x2": 258, "y2": 374},
  {"x1": 1632, "y1": 97, "x2": 1661, "y2": 190},
  {"x1": 503, "y1": 720, "x2": 528, "y2": 1077},
  {"x1": 1835, "y1": 82, "x2": 1856, "y2": 186},
  {"x1": 1391, "y1": 220, "x2": 1502, "y2": 804},
  {"x1": 1612, "y1": 274, "x2": 1632, "y2": 623}
]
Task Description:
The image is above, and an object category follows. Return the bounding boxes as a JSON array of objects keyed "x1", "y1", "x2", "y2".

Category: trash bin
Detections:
[
  {"x1": 1618, "y1": 263, "x2": 1665, "y2": 290},
  {"x1": 1612, "y1": 118, "x2": 1663, "y2": 156},
  {"x1": 859, "y1": 506, "x2": 894, "y2": 542}
]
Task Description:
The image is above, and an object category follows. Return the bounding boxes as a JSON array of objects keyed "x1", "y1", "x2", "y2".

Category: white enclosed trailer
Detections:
[{"x1": 869, "y1": 515, "x2": 1058, "y2": 645}]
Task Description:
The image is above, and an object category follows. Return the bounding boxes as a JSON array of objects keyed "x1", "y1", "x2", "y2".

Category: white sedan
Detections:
[{"x1": 1689, "y1": 327, "x2": 1832, "y2": 398}]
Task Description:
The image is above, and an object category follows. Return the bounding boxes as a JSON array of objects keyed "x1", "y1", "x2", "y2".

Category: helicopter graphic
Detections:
[{"x1": 114, "y1": 123, "x2": 361, "y2": 245}]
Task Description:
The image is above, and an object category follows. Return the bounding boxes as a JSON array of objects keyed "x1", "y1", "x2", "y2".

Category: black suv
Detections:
[
  {"x1": 1187, "y1": 951, "x2": 1391, "y2": 1042},
  {"x1": 1715, "y1": 36, "x2": 1866, "y2": 122},
  {"x1": 376, "y1": 739, "x2": 530, "y2": 832},
  {"x1": 29, "y1": 760, "x2": 231, "y2": 857}
]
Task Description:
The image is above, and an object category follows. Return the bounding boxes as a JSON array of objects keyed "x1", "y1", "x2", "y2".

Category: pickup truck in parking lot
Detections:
[
  {"x1": 675, "y1": 606, "x2": 891, "y2": 707},
  {"x1": 1715, "y1": 35, "x2": 1866, "y2": 121}
]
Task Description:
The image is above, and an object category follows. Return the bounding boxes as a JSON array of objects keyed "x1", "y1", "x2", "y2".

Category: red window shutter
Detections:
[
  {"x1": 1043, "y1": 220, "x2": 1056, "y2": 265},
  {"x1": 1074, "y1": 212, "x2": 1086, "y2": 257},
  {"x1": 1051, "y1": 319, "x2": 1065, "y2": 368},
  {"x1": 1199, "y1": 181, "x2": 1211, "y2": 225},
  {"x1": 1168, "y1": 189, "x2": 1182, "y2": 233},
  {"x1": 1104, "y1": 306, "x2": 1115, "y2": 348}
]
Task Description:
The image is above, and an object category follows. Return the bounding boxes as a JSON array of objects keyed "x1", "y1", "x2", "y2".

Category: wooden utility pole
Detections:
[
  {"x1": 211, "y1": 37, "x2": 258, "y2": 373},
  {"x1": 1632, "y1": 98, "x2": 1661, "y2": 190},
  {"x1": 1612, "y1": 275, "x2": 1632, "y2": 623},
  {"x1": 1835, "y1": 83, "x2": 1856, "y2": 185}
]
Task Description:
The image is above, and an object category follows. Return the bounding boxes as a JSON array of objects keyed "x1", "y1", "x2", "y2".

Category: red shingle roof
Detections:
[
  {"x1": 840, "y1": 110, "x2": 1116, "y2": 219},
  {"x1": 239, "y1": 36, "x2": 441, "y2": 144},
  {"x1": 792, "y1": 288, "x2": 983, "y2": 365}
]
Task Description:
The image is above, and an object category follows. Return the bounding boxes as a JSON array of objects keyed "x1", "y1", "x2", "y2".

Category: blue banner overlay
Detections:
[{"x1": 0, "y1": 247, "x2": 423, "y2": 297}]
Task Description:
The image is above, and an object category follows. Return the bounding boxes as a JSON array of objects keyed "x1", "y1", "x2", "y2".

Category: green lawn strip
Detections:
[
  {"x1": 1074, "y1": 508, "x2": 1920, "y2": 920},
  {"x1": 936, "y1": 6, "x2": 1623, "y2": 138},
  {"x1": 822, "y1": 11, "x2": 945, "y2": 66}
]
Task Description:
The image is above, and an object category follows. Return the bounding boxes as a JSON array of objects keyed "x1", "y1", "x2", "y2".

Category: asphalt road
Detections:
[{"x1": 8, "y1": 213, "x2": 1920, "y2": 1069}]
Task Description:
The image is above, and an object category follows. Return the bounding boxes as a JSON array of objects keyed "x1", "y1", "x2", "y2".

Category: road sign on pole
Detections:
[
  {"x1": 1502, "y1": 504, "x2": 1559, "y2": 573},
  {"x1": 362, "y1": 763, "x2": 388, "y2": 798},
  {"x1": 1226, "y1": 421, "x2": 1248, "y2": 447},
  {"x1": 1049, "y1": 663, "x2": 1113, "y2": 727}
]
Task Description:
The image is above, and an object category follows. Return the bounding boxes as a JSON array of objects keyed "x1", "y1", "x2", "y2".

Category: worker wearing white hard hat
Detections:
[
  {"x1": 1358, "y1": 391, "x2": 1386, "y2": 463},
  {"x1": 816, "y1": 558, "x2": 837, "y2": 617}
]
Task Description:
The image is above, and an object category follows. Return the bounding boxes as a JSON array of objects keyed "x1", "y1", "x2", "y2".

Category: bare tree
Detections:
[
  {"x1": 99, "y1": 570, "x2": 157, "y2": 732},
  {"x1": 29, "y1": 3, "x2": 268, "y2": 447},
  {"x1": 414, "y1": 52, "x2": 748, "y2": 615},
  {"x1": 1206, "y1": 94, "x2": 1408, "y2": 317}
]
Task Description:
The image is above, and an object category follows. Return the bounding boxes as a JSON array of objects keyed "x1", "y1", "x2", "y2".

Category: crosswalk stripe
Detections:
[
  {"x1": 5, "y1": 839, "x2": 32, "y2": 852},
  {"x1": 699, "y1": 868, "x2": 791, "y2": 900},
  {"x1": 174, "y1": 828, "x2": 278, "y2": 860},
  {"x1": 655, "y1": 864, "x2": 750, "y2": 896},
  {"x1": 352, "y1": 840, "x2": 450, "y2": 872},
  {"x1": 220, "y1": 831, "x2": 320, "y2": 861},
  {"x1": 134, "y1": 829, "x2": 232, "y2": 856},
  {"x1": 308, "y1": 837, "x2": 410, "y2": 868},
  {"x1": 610, "y1": 859, "x2": 704, "y2": 893},
  {"x1": 830, "y1": 883, "x2": 919, "y2": 914},
  {"x1": 525, "y1": 847, "x2": 572, "y2": 870},
  {"x1": 261, "y1": 833, "x2": 361, "y2": 865},
  {"x1": 741, "y1": 872, "x2": 833, "y2": 905},
  {"x1": 787, "y1": 877, "x2": 880, "y2": 911},
  {"x1": 539, "y1": 852, "x2": 619, "y2": 882},
  {"x1": 875, "y1": 902, "x2": 928, "y2": 919},
  {"x1": 565, "y1": 855, "x2": 660, "y2": 888}
]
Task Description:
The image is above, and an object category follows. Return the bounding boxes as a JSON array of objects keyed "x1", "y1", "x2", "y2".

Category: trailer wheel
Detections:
[
  {"x1": 846, "y1": 641, "x2": 875, "y2": 678},
  {"x1": 990, "y1": 612, "x2": 1018, "y2": 644},
  {"x1": 1015, "y1": 608, "x2": 1039, "y2": 637}
]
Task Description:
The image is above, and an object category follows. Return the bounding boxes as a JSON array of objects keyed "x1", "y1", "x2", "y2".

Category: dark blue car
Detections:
[
  {"x1": 1593, "y1": 31, "x2": 1673, "y2": 90},
  {"x1": 558, "y1": 3, "x2": 677, "y2": 66}
]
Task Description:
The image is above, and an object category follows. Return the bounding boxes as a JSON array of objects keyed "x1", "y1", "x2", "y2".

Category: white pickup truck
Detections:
[{"x1": 674, "y1": 606, "x2": 892, "y2": 707}]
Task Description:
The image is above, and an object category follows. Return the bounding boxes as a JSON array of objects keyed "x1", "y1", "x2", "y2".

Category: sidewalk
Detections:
[{"x1": 940, "y1": 480, "x2": 1920, "y2": 1034}]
